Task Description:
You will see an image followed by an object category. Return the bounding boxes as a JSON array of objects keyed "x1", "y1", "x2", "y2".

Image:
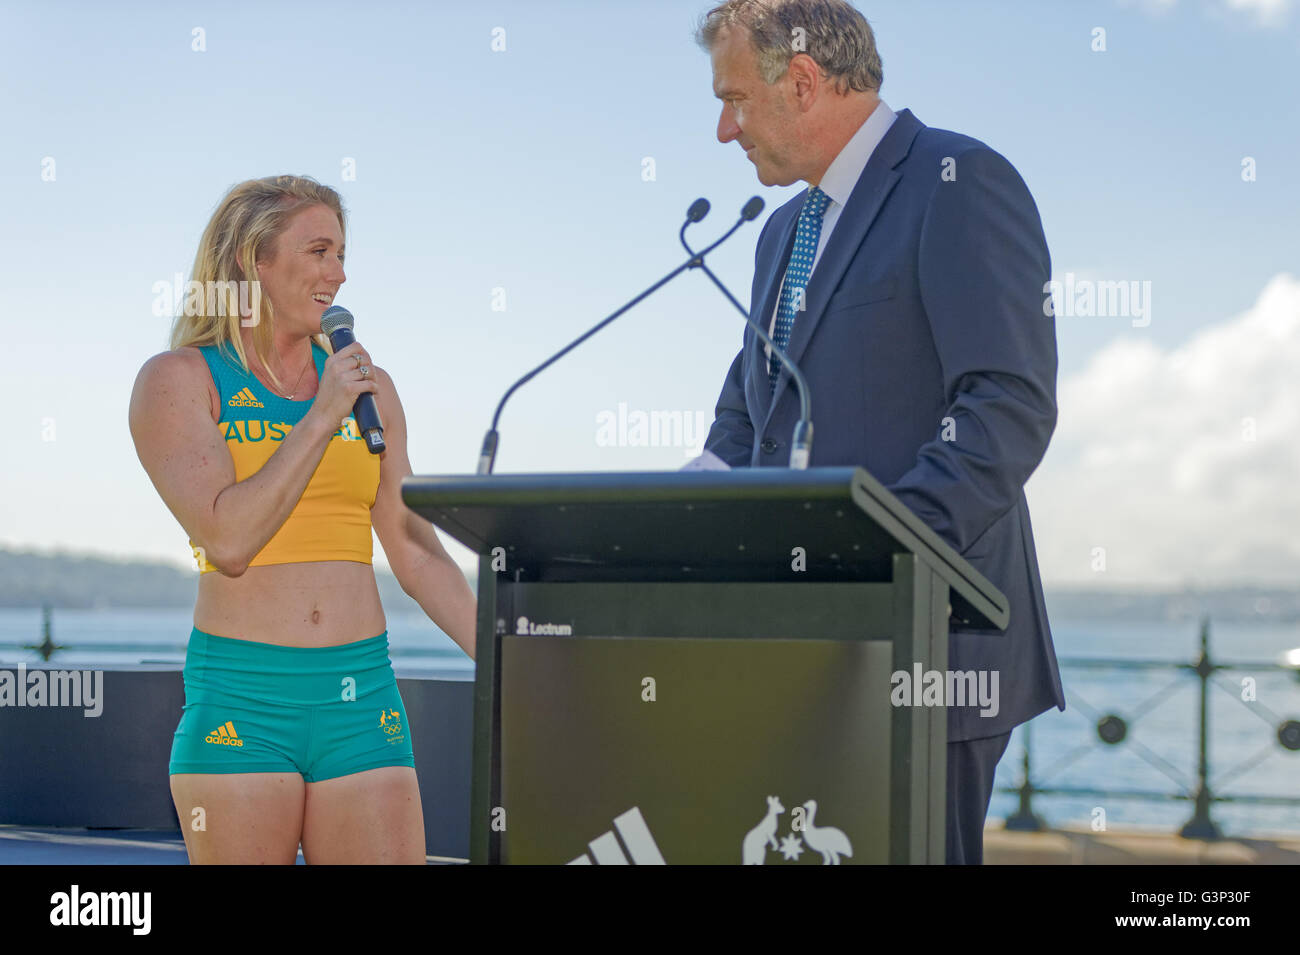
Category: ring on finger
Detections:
[
  {"x1": 360, "y1": 365, "x2": 370, "y2": 378},
  {"x1": 353, "y1": 354, "x2": 362, "y2": 368}
]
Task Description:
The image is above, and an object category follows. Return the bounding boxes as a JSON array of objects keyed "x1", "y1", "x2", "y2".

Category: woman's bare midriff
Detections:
[
  {"x1": 183, "y1": 344, "x2": 386, "y2": 648},
  {"x1": 195, "y1": 561, "x2": 387, "y2": 647}
]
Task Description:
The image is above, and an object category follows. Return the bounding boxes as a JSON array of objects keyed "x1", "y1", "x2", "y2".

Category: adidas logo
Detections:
[
  {"x1": 567, "y1": 807, "x2": 665, "y2": 865},
  {"x1": 227, "y1": 387, "x2": 264, "y2": 408},
  {"x1": 204, "y1": 721, "x2": 244, "y2": 747}
]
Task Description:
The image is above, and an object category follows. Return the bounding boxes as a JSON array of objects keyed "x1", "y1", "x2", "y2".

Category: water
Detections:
[
  {"x1": 1, "y1": 609, "x2": 1297, "y2": 837},
  {"x1": 0, "y1": 607, "x2": 472, "y2": 677}
]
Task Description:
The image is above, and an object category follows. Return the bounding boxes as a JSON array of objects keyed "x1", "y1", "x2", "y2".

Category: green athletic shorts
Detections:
[{"x1": 169, "y1": 626, "x2": 415, "y2": 782}]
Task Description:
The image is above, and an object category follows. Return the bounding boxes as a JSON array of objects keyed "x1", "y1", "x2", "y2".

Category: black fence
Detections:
[
  {"x1": 999, "y1": 617, "x2": 1300, "y2": 838},
  {"x1": 9, "y1": 605, "x2": 1298, "y2": 841}
]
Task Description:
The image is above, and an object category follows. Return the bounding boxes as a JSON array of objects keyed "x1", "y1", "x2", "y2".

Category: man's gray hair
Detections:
[{"x1": 696, "y1": 0, "x2": 883, "y2": 94}]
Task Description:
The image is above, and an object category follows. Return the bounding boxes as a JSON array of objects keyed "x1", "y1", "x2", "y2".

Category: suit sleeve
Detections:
[
  {"x1": 886, "y1": 146, "x2": 1058, "y2": 554},
  {"x1": 703, "y1": 334, "x2": 756, "y2": 468}
]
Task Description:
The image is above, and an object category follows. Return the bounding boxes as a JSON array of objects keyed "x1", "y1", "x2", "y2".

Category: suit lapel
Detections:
[
  {"x1": 746, "y1": 202, "x2": 800, "y2": 419},
  {"x1": 762, "y1": 108, "x2": 926, "y2": 421}
]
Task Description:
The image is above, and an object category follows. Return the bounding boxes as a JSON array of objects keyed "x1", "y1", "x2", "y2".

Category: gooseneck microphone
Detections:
[
  {"x1": 320, "y1": 305, "x2": 385, "y2": 454},
  {"x1": 475, "y1": 199, "x2": 760, "y2": 475},
  {"x1": 681, "y1": 198, "x2": 814, "y2": 470}
]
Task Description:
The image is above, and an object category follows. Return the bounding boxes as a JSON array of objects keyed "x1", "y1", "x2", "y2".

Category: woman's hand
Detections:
[{"x1": 309, "y1": 341, "x2": 379, "y2": 432}]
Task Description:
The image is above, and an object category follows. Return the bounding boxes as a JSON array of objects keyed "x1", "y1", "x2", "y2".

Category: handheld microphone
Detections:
[
  {"x1": 682, "y1": 197, "x2": 814, "y2": 470},
  {"x1": 320, "y1": 305, "x2": 386, "y2": 454},
  {"x1": 475, "y1": 198, "x2": 759, "y2": 475}
]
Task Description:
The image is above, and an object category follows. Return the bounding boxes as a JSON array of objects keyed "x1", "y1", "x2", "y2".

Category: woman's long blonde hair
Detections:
[{"x1": 169, "y1": 175, "x2": 346, "y2": 392}]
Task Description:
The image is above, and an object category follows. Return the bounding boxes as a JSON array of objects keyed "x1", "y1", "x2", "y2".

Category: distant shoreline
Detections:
[
  {"x1": 1, "y1": 545, "x2": 1298, "y2": 622},
  {"x1": 0, "y1": 545, "x2": 445, "y2": 615}
]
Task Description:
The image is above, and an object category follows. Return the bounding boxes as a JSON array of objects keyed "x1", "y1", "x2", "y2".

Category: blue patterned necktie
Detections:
[{"x1": 769, "y1": 185, "x2": 831, "y2": 392}]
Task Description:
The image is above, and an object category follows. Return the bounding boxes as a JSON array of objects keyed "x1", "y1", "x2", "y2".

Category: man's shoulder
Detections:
[
  {"x1": 910, "y1": 122, "x2": 1003, "y2": 165},
  {"x1": 898, "y1": 120, "x2": 1032, "y2": 201}
]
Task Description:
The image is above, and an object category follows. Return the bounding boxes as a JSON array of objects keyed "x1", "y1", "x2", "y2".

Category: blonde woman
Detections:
[{"x1": 129, "y1": 175, "x2": 476, "y2": 864}]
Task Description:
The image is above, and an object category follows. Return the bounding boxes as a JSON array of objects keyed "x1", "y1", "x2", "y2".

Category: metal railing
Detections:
[
  {"x1": 1000, "y1": 616, "x2": 1300, "y2": 838},
  {"x1": 8, "y1": 605, "x2": 1298, "y2": 838}
]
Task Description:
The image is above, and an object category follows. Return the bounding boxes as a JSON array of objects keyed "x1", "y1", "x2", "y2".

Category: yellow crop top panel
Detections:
[{"x1": 187, "y1": 341, "x2": 382, "y2": 574}]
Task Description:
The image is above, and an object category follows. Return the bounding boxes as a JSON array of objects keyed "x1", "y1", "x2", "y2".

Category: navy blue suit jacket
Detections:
[{"x1": 704, "y1": 108, "x2": 1066, "y2": 742}]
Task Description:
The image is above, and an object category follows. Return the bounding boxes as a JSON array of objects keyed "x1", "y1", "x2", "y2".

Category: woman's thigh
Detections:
[
  {"x1": 300, "y1": 766, "x2": 425, "y2": 864},
  {"x1": 170, "y1": 772, "x2": 305, "y2": 864}
]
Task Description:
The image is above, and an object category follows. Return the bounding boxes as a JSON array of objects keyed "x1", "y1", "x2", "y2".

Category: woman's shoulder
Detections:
[
  {"x1": 136, "y1": 345, "x2": 209, "y2": 383},
  {"x1": 133, "y1": 346, "x2": 221, "y2": 422}
]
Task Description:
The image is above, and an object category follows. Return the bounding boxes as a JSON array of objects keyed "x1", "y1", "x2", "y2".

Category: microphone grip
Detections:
[
  {"x1": 789, "y1": 419, "x2": 812, "y2": 470},
  {"x1": 353, "y1": 393, "x2": 386, "y2": 454},
  {"x1": 327, "y1": 328, "x2": 386, "y2": 455}
]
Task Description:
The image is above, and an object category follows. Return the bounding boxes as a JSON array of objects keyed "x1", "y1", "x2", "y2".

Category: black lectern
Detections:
[{"x1": 401, "y1": 467, "x2": 1006, "y2": 865}]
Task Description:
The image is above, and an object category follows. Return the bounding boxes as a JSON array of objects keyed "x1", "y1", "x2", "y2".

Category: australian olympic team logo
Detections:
[{"x1": 378, "y1": 707, "x2": 404, "y2": 744}]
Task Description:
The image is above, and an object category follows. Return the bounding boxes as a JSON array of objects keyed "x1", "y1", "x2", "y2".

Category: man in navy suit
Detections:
[{"x1": 696, "y1": 0, "x2": 1066, "y2": 863}]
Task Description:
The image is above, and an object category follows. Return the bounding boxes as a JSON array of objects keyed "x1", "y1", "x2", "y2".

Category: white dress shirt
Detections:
[{"x1": 766, "y1": 99, "x2": 898, "y2": 355}]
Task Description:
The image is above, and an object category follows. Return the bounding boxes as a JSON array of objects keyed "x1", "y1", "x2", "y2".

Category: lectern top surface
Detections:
[{"x1": 401, "y1": 467, "x2": 1007, "y2": 629}]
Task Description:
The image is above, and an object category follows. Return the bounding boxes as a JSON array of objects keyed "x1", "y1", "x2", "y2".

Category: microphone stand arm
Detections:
[
  {"x1": 681, "y1": 237, "x2": 814, "y2": 470},
  {"x1": 477, "y1": 216, "x2": 754, "y2": 475}
]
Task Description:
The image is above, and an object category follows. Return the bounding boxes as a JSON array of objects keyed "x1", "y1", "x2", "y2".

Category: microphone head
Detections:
[
  {"x1": 320, "y1": 305, "x2": 354, "y2": 335},
  {"x1": 687, "y1": 198, "x2": 711, "y2": 223},
  {"x1": 741, "y1": 196, "x2": 765, "y2": 221}
]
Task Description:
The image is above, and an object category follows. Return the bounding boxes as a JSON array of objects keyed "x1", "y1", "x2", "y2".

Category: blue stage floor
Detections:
[{"x1": 0, "y1": 826, "x2": 195, "y2": 864}]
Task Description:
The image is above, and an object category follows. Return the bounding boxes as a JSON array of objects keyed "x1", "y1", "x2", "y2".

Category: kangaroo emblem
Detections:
[{"x1": 741, "y1": 796, "x2": 785, "y2": 865}]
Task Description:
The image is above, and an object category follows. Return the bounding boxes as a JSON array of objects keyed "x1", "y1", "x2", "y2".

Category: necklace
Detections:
[{"x1": 265, "y1": 347, "x2": 313, "y2": 399}]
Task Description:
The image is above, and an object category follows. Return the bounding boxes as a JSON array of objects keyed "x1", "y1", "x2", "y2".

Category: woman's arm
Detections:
[
  {"x1": 128, "y1": 348, "x2": 359, "y2": 577},
  {"x1": 368, "y1": 366, "x2": 477, "y2": 659}
]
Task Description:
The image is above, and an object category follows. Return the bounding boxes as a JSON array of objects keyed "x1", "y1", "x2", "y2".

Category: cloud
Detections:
[
  {"x1": 1121, "y1": 0, "x2": 1294, "y2": 26},
  {"x1": 1029, "y1": 273, "x2": 1300, "y2": 587},
  {"x1": 1225, "y1": 0, "x2": 1293, "y2": 25}
]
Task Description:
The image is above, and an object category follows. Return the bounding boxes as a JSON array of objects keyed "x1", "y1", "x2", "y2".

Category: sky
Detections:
[{"x1": 2, "y1": 0, "x2": 1297, "y2": 589}]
